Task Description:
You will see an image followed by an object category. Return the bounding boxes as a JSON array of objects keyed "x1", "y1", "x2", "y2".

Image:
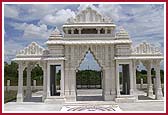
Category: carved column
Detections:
[
  {"x1": 103, "y1": 67, "x2": 115, "y2": 100},
  {"x1": 111, "y1": 28, "x2": 113, "y2": 34},
  {"x1": 71, "y1": 28, "x2": 74, "y2": 34},
  {"x1": 64, "y1": 28, "x2": 68, "y2": 34},
  {"x1": 26, "y1": 65, "x2": 32, "y2": 100},
  {"x1": 116, "y1": 61, "x2": 120, "y2": 97},
  {"x1": 105, "y1": 27, "x2": 108, "y2": 34},
  {"x1": 78, "y1": 28, "x2": 82, "y2": 34},
  {"x1": 17, "y1": 62, "x2": 26, "y2": 102},
  {"x1": 133, "y1": 60, "x2": 138, "y2": 92},
  {"x1": 129, "y1": 61, "x2": 134, "y2": 95},
  {"x1": 97, "y1": 28, "x2": 101, "y2": 34},
  {"x1": 146, "y1": 60, "x2": 153, "y2": 97},
  {"x1": 60, "y1": 61, "x2": 65, "y2": 96},
  {"x1": 46, "y1": 63, "x2": 50, "y2": 97},
  {"x1": 42, "y1": 62, "x2": 47, "y2": 101},
  {"x1": 154, "y1": 60, "x2": 163, "y2": 100}
]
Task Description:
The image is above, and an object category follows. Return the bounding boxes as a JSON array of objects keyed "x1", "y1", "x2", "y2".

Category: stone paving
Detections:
[{"x1": 4, "y1": 89, "x2": 165, "y2": 112}]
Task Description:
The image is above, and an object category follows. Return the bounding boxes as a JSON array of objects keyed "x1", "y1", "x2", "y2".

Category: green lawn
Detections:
[{"x1": 4, "y1": 90, "x2": 17, "y2": 103}]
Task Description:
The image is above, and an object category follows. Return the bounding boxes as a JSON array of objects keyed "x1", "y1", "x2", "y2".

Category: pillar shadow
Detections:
[
  {"x1": 138, "y1": 95, "x2": 155, "y2": 100},
  {"x1": 76, "y1": 96, "x2": 103, "y2": 101},
  {"x1": 24, "y1": 97, "x2": 42, "y2": 102}
]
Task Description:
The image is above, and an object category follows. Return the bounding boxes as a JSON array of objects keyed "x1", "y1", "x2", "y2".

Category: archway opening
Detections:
[
  {"x1": 24, "y1": 64, "x2": 43, "y2": 102},
  {"x1": 76, "y1": 50, "x2": 103, "y2": 101},
  {"x1": 50, "y1": 65, "x2": 61, "y2": 96}
]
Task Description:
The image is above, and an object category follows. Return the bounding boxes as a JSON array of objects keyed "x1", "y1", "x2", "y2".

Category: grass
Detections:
[{"x1": 4, "y1": 90, "x2": 17, "y2": 103}]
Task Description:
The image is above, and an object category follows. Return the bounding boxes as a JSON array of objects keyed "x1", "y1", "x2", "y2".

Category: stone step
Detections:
[
  {"x1": 115, "y1": 97, "x2": 136, "y2": 103},
  {"x1": 44, "y1": 96, "x2": 65, "y2": 104},
  {"x1": 117, "y1": 95, "x2": 135, "y2": 98}
]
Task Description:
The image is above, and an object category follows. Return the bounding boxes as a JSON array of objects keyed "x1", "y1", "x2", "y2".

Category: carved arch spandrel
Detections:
[{"x1": 73, "y1": 45, "x2": 107, "y2": 70}]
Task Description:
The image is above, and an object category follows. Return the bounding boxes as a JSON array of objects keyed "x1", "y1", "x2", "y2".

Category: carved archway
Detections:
[{"x1": 75, "y1": 46, "x2": 104, "y2": 70}]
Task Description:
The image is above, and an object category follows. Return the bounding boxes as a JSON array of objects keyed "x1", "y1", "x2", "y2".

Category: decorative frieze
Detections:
[
  {"x1": 66, "y1": 7, "x2": 112, "y2": 24},
  {"x1": 132, "y1": 42, "x2": 162, "y2": 55},
  {"x1": 17, "y1": 42, "x2": 45, "y2": 57}
]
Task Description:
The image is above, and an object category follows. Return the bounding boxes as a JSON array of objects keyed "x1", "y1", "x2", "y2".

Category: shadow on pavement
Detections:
[{"x1": 76, "y1": 96, "x2": 103, "y2": 101}]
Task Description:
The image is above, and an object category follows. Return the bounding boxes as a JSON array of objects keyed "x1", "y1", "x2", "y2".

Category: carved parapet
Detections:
[
  {"x1": 132, "y1": 42, "x2": 162, "y2": 55},
  {"x1": 66, "y1": 7, "x2": 112, "y2": 24},
  {"x1": 17, "y1": 42, "x2": 45, "y2": 57}
]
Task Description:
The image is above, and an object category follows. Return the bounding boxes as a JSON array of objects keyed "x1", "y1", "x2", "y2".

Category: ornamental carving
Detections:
[
  {"x1": 132, "y1": 42, "x2": 161, "y2": 55},
  {"x1": 66, "y1": 7, "x2": 112, "y2": 23},
  {"x1": 17, "y1": 42, "x2": 45, "y2": 56}
]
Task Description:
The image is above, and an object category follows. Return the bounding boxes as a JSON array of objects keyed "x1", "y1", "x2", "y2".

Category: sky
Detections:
[{"x1": 4, "y1": 3, "x2": 165, "y2": 70}]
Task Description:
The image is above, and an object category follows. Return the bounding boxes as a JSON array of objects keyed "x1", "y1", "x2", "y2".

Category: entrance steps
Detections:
[
  {"x1": 44, "y1": 96, "x2": 65, "y2": 104},
  {"x1": 115, "y1": 95, "x2": 136, "y2": 103}
]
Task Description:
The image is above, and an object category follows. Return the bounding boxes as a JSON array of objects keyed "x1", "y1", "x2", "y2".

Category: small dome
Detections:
[
  {"x1": 116, "y1": 26, "x2": 130, "y2": 39},
  {"x1": 118, "y1": 26, "x2": 128, "y2": 34},
  {"x1": 50, "y1": 27, "x2": 61, "y2": 36}
]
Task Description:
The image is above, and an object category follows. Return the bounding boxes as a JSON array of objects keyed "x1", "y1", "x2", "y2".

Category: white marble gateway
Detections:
[{"x1": 12, "y1": 7, "x2": 164, "y2": 103}]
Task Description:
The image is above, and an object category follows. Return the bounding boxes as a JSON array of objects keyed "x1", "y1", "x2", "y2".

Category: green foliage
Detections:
[
  {"x1": 4, "y1": 61, "x2": 43, "y2": 86},
  {"x1": 136, "y1": 69, "x2": 164, "y2": 84},
  {"x1": 4, "y1": 90, "x2": 17, "y2": 103},
  {"x1": 4, "y1": 61, "x2": 18, "y2": 86},
  {"x1": 76, "y1": 70, "x2": 101, "y2": 86},
  {"x1": 31, "y1": 65, "x2": 43, "y2": 86},
  {"x1": 4, "y1": 61, "x2": 165, "y2": 86}
]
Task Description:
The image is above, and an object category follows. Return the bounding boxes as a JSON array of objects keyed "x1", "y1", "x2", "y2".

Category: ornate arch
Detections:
[{"x1": 75, "y1": 46, "x2": 104, "y2": 70}]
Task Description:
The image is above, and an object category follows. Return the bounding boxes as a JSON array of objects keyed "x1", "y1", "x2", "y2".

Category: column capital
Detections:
[
  {"x1": 17, "y1": 61, "x2": 27, "y2": 71},
  {"x1": 38, "y1": 61, "x2": 47, "y2": 71},
  {"x1": 141, "y1": 60, "x2": 152, "y2": 70},
  {"x1": 153, "y1": 59, "x2": 161, "y2": 67},
  {"x1": 78, "y1": 27, "x2": 82, "y2": 30},
  {"x1": 71, "y1": 28, "x2": 75, "y2": 30},
  {"x1": 96, "y1": 27, "x2": 101, "y2": 30}
]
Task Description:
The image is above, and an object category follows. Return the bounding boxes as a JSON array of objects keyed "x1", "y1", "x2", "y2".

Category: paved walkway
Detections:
[{"x1": 4, "y1": 89, "x2": 165, "y2": 112}]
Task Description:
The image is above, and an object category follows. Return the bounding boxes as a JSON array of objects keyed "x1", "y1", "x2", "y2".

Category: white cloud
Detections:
[
  {"x1": 23, "y1": 24, "x2": 52, "y2": 39},
  {"x1": 4, "y1": 5, "x2": 19, "y2": 19},
  {"x1": 77, "y1": 4, "x2": 98, "y2": 11},
  {"x1": 4, "y1": 4, "x2": 75, "y2": 21},
  {"x1": 10, "y1": 22, "x2": 53, "y2": 39},
  {"x1": 97, "y1": 4, "x2": 122, "y2": 22},
  {"x1": 40, "y1": 9, "x2": 76, "y2": 27},
  {"x1": 4, "y1": 40, "x2": 24, "y2": 62}
]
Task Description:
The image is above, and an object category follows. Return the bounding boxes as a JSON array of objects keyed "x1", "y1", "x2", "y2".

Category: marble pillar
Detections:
[
  {"x1": 103, "y1": 67, "x2": 114, "y2": 100},
  {"x1": 155, "y1": 60, "x2": 163, "y2": 100},
  {"x1": 60, "y1": 61, "x2": 65, "y2": 96},
  {"x1": 26, "y1": 66, "x2": 32, "y2": 100},
  {"x1": 129, "y1": 62, "x2": 134, "y2": 95},
  {"x1": 146, "y1": 62, "x2": 153, "y2": 97},
  {"x1": 116, "y1": 62, "x2": 120, "y2": 97},
  {"x1": 42, "y1": 62, "x2": 47, "y2": 101},
  {"x1": 17, "y1": 63, "x2": 24, "y2": 102}
]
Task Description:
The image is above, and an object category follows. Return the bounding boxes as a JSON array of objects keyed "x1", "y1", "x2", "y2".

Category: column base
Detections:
[
  {"x1": 104, "y1": 94, "x2": 115, "y2": 101},
  {"x1": 147, "y1": 91, "x2": 153, "y2": 98},
  {"x1": 42, "y1": 94, "x2": 47, "y2": 102},
  {"x1": 129, "y1": 89, "x2": 134, "y2": 95},
  {"x1": 103, "y1": 90, "x2": 116, "y2": 101},
  {"x1": 147, "y1": 85, "x2": 153, "y2": 97},
  {"x1": 17, "y1": 93, "x2": 23, "y2": 102},
  {"x1": 64, "y1": 90, "x2": 76, "y2": 102},
  {"x1": 65, "y1": 96, "x2": 76, "y2": 102},
  {"x1": 155, "y1": 88, "x2": 163, "y2": 100},
  {"x1": 115, "y1": 95, "x2": 136, "y2": 103}
]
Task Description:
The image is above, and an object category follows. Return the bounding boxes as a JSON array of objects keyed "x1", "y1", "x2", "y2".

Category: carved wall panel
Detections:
[{"x1": 64, "y1": 45, "x2": 114, "y2": 70}]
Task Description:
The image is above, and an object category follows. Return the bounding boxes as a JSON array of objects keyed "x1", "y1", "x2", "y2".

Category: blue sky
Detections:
[{"x1": 4, "y1": 3, "x2": 165, "y2": 70}]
